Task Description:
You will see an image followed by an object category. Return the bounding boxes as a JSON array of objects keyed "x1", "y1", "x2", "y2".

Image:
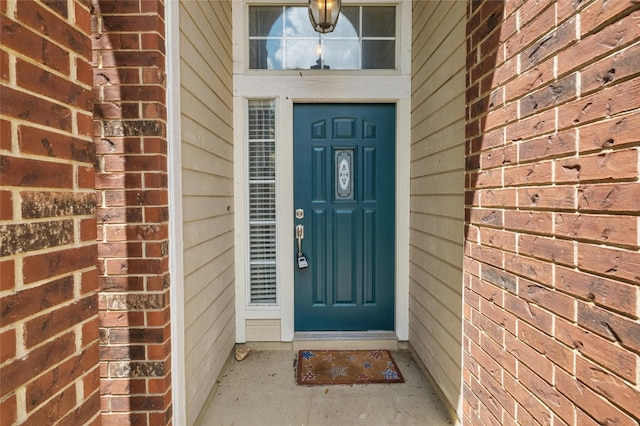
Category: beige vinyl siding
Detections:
[
  {"x1": 410, "y1": 0, "x2": 466, "y2": 417},
  {"x1": 179, "y1": 1, "x2": 235, "y2": 423}
]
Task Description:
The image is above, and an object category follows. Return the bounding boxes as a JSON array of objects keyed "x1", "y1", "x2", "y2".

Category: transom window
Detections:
[{"x1": 249, "y1": 5, "x2": 396, "y2": 70}]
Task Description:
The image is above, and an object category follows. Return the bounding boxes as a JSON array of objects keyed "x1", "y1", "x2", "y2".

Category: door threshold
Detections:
[{"x1": 293, "y1": 331, "x2": 398, "y2": 351}]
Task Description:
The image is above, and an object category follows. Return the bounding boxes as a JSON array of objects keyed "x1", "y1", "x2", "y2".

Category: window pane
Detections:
[
  {"x1": 362, "y1": 40, "x2": 395, "y2": 69},
  {"x1": 285, "y1": 7, "x2": 316, "y2": 37},
  {"x1": 326, "y1": 6, "x2": 359, "y2": 37},
  {"x1": 362, "y1": 6, "x2": 395, "y2": 37},
  {"x1": 285, "y1": 39, "x2": 321, "y2": 69},
  {"x1": 250, "y1": 6, "x2": 283, "y2": 37},
  {"x1": 250, "y1": 39, "x2": 267, "y2": 69},
  {"x1": 323, "y1": 39, "x2": 360, "y2": 69}
]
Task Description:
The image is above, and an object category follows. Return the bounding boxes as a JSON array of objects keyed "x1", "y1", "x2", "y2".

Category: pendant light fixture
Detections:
[{"x1": 308, "y1": 0, "x2": 341, "y2": 33}]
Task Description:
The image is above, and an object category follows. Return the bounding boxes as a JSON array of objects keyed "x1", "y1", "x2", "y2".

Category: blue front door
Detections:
[{"x1": 294, "y1": 104, "x2": 395, "y2": 331}]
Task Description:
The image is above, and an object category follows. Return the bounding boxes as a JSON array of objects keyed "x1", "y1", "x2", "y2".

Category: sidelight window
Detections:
[{"x1": 247, "y1": 100, "x2": 277, "y2": 304}]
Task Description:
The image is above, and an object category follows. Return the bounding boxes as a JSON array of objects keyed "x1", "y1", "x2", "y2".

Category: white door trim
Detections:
[{"x1": 166, "y1": 1, "x2": 186, "y2": 424}]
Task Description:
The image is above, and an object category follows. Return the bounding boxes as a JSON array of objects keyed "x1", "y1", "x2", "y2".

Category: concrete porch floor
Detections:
[{"x1": 195, "y1": 348, "x2": 453, "y2": 426}]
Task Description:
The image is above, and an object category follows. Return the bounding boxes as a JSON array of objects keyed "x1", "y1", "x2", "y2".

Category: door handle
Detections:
[{"x1": 296, "y1": 225, "x2": 308, "y2": 269}]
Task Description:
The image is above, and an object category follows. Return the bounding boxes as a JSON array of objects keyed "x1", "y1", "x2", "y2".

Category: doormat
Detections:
[{"x1": 296, "y1": 350, "x2": 405, "y2": 385}]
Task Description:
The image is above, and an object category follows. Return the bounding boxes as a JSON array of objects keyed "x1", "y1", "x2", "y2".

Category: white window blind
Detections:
[{"x1": 248, "y1": 100, "x2": 277, "y2": 304}]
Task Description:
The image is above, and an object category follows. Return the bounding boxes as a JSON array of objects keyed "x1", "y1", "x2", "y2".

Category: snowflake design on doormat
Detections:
[
  {"x1": 382, "y1": 367, "x2": 400, "y2": 381},
  {"x1": 362, "y1": 361, "x2": 372, "y2": 369},
  {"x1": 368, "y1": 350, "x2": 384, "y2": 359},
  {"x1": 356, "y1": 372, "x2": 370, "y2": 381},
  {"x1": 301, "y1": 368, "x2": 317, "y2": 382},
  {"x1": 330, "y1": 365, "x2": 348, "y2": 379},
  {"x1": 301, "y1": 351, "x2": 315, "y2": 360}
]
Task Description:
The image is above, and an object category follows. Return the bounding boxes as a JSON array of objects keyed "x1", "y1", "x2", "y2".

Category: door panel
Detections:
[{"x1": 294, "y1": 104, "x2": 395, "y2": 331}]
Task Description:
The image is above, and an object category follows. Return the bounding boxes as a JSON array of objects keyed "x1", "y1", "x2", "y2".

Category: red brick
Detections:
[
  {"x1": 98, "y1": 241, "x2": 143, "y2": 258},
  {"x1": 0, "y1": 259, "x2": 15, "y2": 291},
  {"x1": 100, "y1": 344, "x2": 146, "y2": 361},
  {"x1": 517, "y1": 234, "x2": 574, "y2": 266},
  {"x1": 578, "y1": 111, "x2": 640, "y2": 153},
  {"x1": 470, "y1": 244, "x2": 504, "y2": 268},
  {"x1": 555, "y1": 317, "x2": 636, "y2": 383},
  {"x1": 101, "y1": 15, "x2": 162, "y2": 33},
  {"x1": 504, "y1": 253, "x2": 553, "y2": 286},
  {"x1": 0, "y1": 48, "x2": 9, "y2": 82},
  {"x1": 75, "y1": 2, "x2": 92, "y2": 34},
  {"x1": 507, "y1": 108, "x2": 555, "y2": 142},
  {"x1": 0, "y1": 331, "x2": 75, "y2": 398},
  {"x1": 578, "y1": 182, "x2": 640, "y2": 212},
  {"x1": 504, "y1": 210, "x2": 553, "y2": 234},
  {"x1": 555, "y1": 367, "x2": 636, "y2": 425},
  {"x1": 100, "y1": 413, "x2": 148, "y2": 426},
  {"x1": 518, "y1": 322, "x2": 574, "y2": 373},
  {"x1": 558, "y1": 77, "x2": 640, "y2": 129},
  {"x1": 559, "y1": 10, "x2": 640, "y2": 75},
  {"x1": 518, "y1": 364, "x2": 575, "y2": 424},
  {"x1": 24, "y1": 293, "x2": 98, "y2": 348},
  {"x1": 556, "y1": 149, "x2": 638, "y2": 183},
  {"x1": 0, "y1": 394, "x2": 17, "y2": 426},
  {"x1": 0, "y1": 190, "x2": 12, "y2": 220},
  {"x1": 503, "y1": 161, "x2": 553, "y2": 186},
  {"x1": 0, "y1": 118, "x2": 11, "y2": 151},
  {"x1": 23, "y1": 245, "x2": 97, "y2": 284},
  {"x1": 25, "y1": 385, "x2": 76, "y2": 424},
  {"x1": 80, "y1": 218, "x2": 98, "y2": 242},
  {"x1": 0, "y1": 276, "x2": 73, "y2": 326},
  {"x1": 480, "y1": 328, "x2": 517, "y2": 375},
  {"x1": 144, "y1": 206, "x2": 169, "y2": 223},
  {"x1": 518, "y1": 131, "x2": 577, "y2": 162},
  {"x1": 99, "y1": 311, "x2": 145, "y2": 328},
  {"x1": 555, "y1": 213, "x2": 637, "y2": 246},
  {"x1": 16, "y1": 59, "x2": 92, "y2": 110},
  {"x1": 124, "y1": 189, "x2": 168, "y2": 206},
  {"x1": 504, "y1": 59, "x2": 555, "y2": 104},
  {"x1": 517, "y1": 186, "x2": 576, "y2": 210},
  {"x1": 519, "y1": 18, "x2": 577, "y2": 71},
  {"x1": 556, "y1": 265, "x2": 636, "y2": 317},
  {"x1": 505, "y1": 332, "x2": 554, "y2": 383},
  {"x1": 57, "y1": 391, "x2": 101, "y2": 426},
  {"x1": 578, "y1": 243, "x2": 640, "y2": 284},
  {"x1": 469, "y1": 167, "x2": 503, "y2": 189},
  {"x1": 0, "y1": 328, "x2": 16, "y2": 364},
  {"x1": 25, "y1": 345, "x2": 98, "y2": 412},
  {"x1": 575, "y1": 355, "x2": 640, "y2": 419},
  {"x1": 78, "y1": 166, "x2": 95, "y2": 189},
  {"x1": 519, "y1": 278, "x2": 576, "y2": 320},
  {"x1": 81, "y1": 269, "x2": 99, "y2": 295},
  {"x1": 106, "y1": 257, "x2": 167, "y2": 275},
  {"x1": 0, "y1": 155, "x2": 73, "y2": 189},
  {"x1": 100, "y1": 378, "x2": 147, "y2": 396},
  {"x1": 504, "y1": 374, "x2": 553, "y2": 425},
  {"x1": 110, "y1": 394, "x2": 165, "y2": 412},
  {"x1": 578, "y1": 302, "x2": 640, "y2": 353},
  {"x1": 82, "y1": 317, "x2": 100, "y2": 347},
  {"x1": 581, "y1": 43, "x2": 640, "y2": 95},
  {"x1": 480, "y1": 145, "x2": 517, "y2": 169},
  {"x1": 504, "y1": 292, "x2": 553, "y2": 335},
  {"x1": 0, "y1": 19, "x2": 70, "y2": 75}
]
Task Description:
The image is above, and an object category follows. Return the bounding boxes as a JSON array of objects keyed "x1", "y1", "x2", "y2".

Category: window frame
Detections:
[{"x1": 245, "y1": 2, "x2": 399, "y2": 73}]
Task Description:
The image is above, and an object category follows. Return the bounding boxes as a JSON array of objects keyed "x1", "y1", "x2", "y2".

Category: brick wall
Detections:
[
  {"x1": 91, "y1": 0, "x2": 171, "y2": 424},
  {"x1": 464, "y1": 0, "x2": 640, "y2": 424},
  {"x1": 0, "y1": 1, "x2": 101, "y2": 425}
]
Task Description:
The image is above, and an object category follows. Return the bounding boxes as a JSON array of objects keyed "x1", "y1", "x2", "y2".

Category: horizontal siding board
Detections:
[{"x1": 184, "y1": 231, "x2": 233, "y2": 280}]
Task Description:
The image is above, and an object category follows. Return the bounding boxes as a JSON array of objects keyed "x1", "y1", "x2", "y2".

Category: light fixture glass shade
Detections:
[{"x1": 308, "y1": 0, "x2": 341, "y2": 33}]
